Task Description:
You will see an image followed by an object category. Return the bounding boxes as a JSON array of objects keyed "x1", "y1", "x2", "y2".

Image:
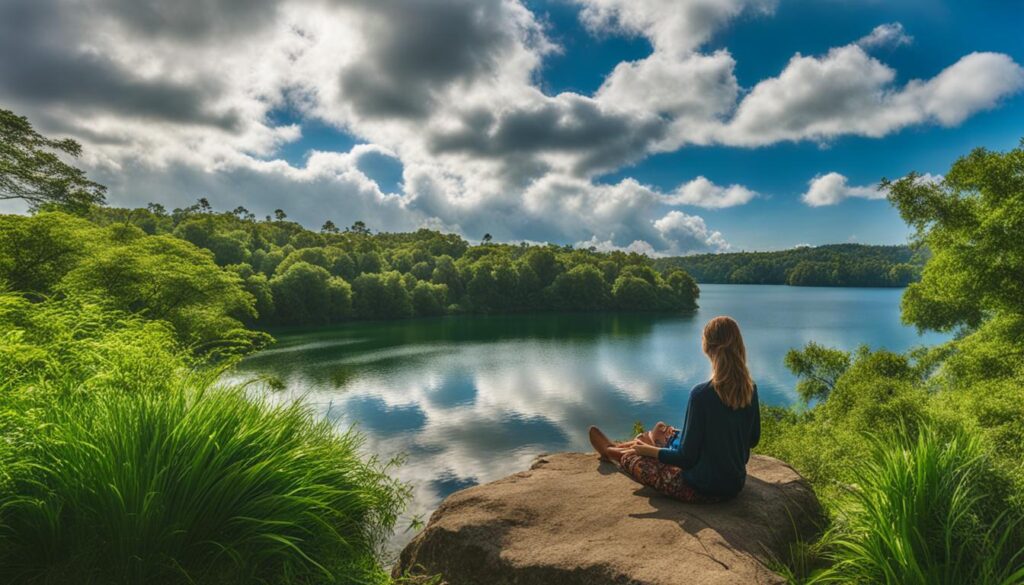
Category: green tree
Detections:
[
  {"x1": 0, "y1": 212, "x2": 100, "y2": 294},
  {"x1": 352, "y1": 271, "x2": 412, "y2": 319},
  {"x1": 269, "y1": 262, "x2": 351, "y2": 325},
  {"x1": 0, "y1": 108, "x2": 106, "y2": 211},
  {"x1": 60, "y1": 229, "x2": 264, "y2": 356},
  {"x1": 523, "y1": 247, "x2": 561, "y2": 287},
  {"x1": 411, "y1": 280, "x2": 447, "y2": 316},
  {"x1": 885, "y1": 144, "x2": 1024, "y2": 331},
  {"x1": 612, "y1": 275, "x2": 658, "y2": 310},
  {"x1": 664, "y1": 268, "x2": 699, "y2": 309},
  {"x1": 548, "y1": 264, "x2": 610, "y2": 310},
  {"x1": 784, "y1": 342, "x2": 853, "y2": 403}
]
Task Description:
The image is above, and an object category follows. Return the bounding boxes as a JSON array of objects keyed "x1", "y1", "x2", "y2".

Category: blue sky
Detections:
[{"x1": 1, "y1": 0, "x2": 1021, "y2": 253}]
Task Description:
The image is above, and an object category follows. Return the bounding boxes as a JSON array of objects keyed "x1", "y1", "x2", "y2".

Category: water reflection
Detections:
[{"x1": 229, "y1": 284, "x2": 949, "y2": 552}]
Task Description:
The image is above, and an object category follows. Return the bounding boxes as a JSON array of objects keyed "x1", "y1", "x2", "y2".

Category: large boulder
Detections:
[{"x1": 396, "y1": 453, "x2": 821, "y2": 585}]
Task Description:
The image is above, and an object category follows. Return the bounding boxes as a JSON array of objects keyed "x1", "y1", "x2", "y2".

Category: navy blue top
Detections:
[{"x1": 657, "y1": 381, "x2": 760, "y2": 498}]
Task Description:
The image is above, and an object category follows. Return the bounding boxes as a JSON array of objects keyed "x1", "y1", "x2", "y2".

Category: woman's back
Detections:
[{"x1": 681, "y1": 381, "x2": 760, "y2": 497}]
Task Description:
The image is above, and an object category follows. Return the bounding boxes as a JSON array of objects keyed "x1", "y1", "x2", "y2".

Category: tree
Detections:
[
  {"x1": 523, "y1": 247, "x2": 561, "y2": 287},
  {"x1": 0, "y1": 108, "x2": 106, "y2": 211},
  {"x1": 784, "y1": 342, "x2": 853, "y2": 403},
  {"x1": 352, "y1": 271, "x2": 412, "y2": 319},
  {"x1": 57, "y1": 228, "x2": 265, "y2": 355},
  {"x1": 274, "y1": 209, "x2": 287, "y2": 221},
  {"x1": 269, "y1": 262, "x2": 351, "y2": 325},
  {"x1": 612, "y1": 275, "x2": 658, "y2": 310},
  {"x1": 664, "y1": 268, "x2": 699, "y2": 309},
  {"x1": 0, "y1": 212, "x2": 101, "y2": 294},
  {"x1": 482, "y1": 233, "x2": 493, "y2": 244},
  {"x1": 349, "y1": 220, "x2": 370, "y2": 235},
  {"x1": 411, "y1": 280, "x2": 447, "y2": 316},
  {"x1": 321, "y1": 220, "x2": 339, "y2": 234},
  {"x1": 884, "y1": 144, "x2": 1024, "y2": 332},
  {"x1": 548, "y1": 264, "x2": 610, "y2": 310}
]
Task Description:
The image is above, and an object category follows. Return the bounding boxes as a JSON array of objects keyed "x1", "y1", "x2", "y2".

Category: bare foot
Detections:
[{"x1": 588, "y1": 426, "x2": 614, "y2": 461}]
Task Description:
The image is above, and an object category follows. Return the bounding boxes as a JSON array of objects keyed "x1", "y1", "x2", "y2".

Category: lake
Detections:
[{"x1": 231, "y1": 284, "x2": 949, "y2": 551}]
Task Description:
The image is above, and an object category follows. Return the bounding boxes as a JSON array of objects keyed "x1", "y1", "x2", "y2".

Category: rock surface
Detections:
[{"x1": 396, "y1": 453, "x2": 821, "y2": 585}]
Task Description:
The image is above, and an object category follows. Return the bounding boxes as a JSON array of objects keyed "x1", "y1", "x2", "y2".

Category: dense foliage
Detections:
[
  {"x1": 0, "y1": 290, "x2": 409, "y2": 584},
  {"x1": 83, "y1": 203, "x2": 700, "y2": 326},
  {"x1": 0, "y1": 212, "x2": 268, "y2": 358},
  {"x1": 760, "y1": 142, "x2": 1024, "y2": 583},
  {"x1": 0, "y1": 108, "x2": 106, "y2": 211},
  {"x1": 655, "y1": 243, "x2": 923, "y2": 287}
]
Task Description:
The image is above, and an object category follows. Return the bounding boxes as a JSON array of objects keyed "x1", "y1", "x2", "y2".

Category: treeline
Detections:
[
  {"x1": 76, "y1": 202, "x2": 700, "y2": 327},
  {"x1": 654, "y1": 244, "x2": 924, "y2": 287}
]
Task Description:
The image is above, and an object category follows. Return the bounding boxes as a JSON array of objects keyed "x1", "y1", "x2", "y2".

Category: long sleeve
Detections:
[
  {"x1": 658, "y1": 390, "x2": 704, "y2": 469},
  {"x1": 749, "y1": 388, "x2": 761, "y2": 449}
]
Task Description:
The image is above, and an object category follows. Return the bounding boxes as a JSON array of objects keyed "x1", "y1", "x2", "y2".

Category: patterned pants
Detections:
[{"x1": 618, "y1": 453, "x2": 719, "y2": 503}]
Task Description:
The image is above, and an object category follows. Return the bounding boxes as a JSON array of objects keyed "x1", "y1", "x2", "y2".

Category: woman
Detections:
[{"x1": 589, "y1": 316, "x2": 761, "y2": 502}]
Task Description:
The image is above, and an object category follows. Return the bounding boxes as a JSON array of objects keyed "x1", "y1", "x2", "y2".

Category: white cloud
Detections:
[
  {"x1": 653, "y1": 210, "x2": 730, "y2": 254},
  {"x1": 573, "y1": 0, "x2": 776, "y2": 55},
  {"x1": 666, "y1": 176, "x2": 757, "y2": 208},
  {"x1": 801, "y1": 172, "x2": 884, "y2": 207},
  {"x1": 721, "y1": 46, "x2": 1024, "y2": 146},
  {"x1": 857, "y1": 23, "x2": 912, "y2": 49},
  {"x1": 574, "y1": 236, "x2": 659, "y2": 256},
  {"x1": 801, "y1": 171, "x2": 945, "y2": 207}
]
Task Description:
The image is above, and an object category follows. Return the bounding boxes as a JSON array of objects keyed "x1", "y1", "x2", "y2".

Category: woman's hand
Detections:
[{"x1": 625, "y1": 443, "x2": 660, "y2": 458}]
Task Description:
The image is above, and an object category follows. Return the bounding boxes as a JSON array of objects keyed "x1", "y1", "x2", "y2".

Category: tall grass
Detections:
[
  {"x1": 808, "y1": 426, "x2": 1024, "y2": 585},
  {"x1": 0, "y1": 291, "x2": 409, "y2": 584},
  {"x1": 0, "y1": 382, "x2": 408, "y2": 584}
]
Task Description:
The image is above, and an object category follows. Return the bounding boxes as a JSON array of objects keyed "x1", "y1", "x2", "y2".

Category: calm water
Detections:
[{"x1": 231, "y1": 284, "x2": 949, "y2": 550}]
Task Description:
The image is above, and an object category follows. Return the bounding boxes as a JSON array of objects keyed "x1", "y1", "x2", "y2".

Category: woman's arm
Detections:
[
  {"x1": 750, "y1": 388, "x2": 761, "y2": 448},
  {"x1": 656, "y1": 390, "x2": 704, "y2": 468}
]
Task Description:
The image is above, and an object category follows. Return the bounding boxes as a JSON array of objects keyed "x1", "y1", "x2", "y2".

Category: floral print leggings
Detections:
[{"x1": 618, "y1": 453, "x2": 719, "y2": 503}]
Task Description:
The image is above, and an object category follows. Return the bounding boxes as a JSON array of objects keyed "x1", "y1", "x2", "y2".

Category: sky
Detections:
[{"x1": 1, "y1": 0, "x2": 1022, "y2": 253}]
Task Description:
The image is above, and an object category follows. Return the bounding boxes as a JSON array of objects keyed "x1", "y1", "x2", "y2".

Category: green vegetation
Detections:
[
  {"x1": 0, "y1": 110, "x2": 411, "y2": 583},
  {"x1": 1, "y1": 108, "x2": 105, "y2": 211},
  {"x1": 655, "y1": 243, "x2": 923, "y2": 287},
  {"x1": 759, "y1": 142, "x2": 1024, "y2": 583},
  {"x1": 82, "y1": 203, "x2": 699, "y2": 325},
  {"x1": 0, "y1": 291, "x2": 408, "y2": 584}
]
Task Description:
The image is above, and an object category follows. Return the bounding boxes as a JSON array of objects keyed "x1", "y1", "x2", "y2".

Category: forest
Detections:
[
  {"x1": 655, "y1": 243, "x2": 924, "y2": 287},
  {"x1": 52, "y1": 202, "x2": 700, "y2": 331}
]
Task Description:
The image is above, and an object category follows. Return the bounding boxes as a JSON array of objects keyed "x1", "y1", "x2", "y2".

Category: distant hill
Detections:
[{"x1": 653, "y1": 244, "x2": 925, "y2": 287}]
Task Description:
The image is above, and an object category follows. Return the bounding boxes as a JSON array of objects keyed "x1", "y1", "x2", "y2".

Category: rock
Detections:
[{"x1": 396, "y1": 453, "x2": 822, "y2": 585}]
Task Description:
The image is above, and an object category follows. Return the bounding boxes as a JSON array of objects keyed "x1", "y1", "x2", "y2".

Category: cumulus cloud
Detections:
[
  {"x1": 801, "y1": 172, "x2": 884, "y2": 207},
  {"x1": 665, "y1": 176, "x2": 757, "y2": 208},
  {"x1": 573, "y1": 0, "x2": 776, "y2": 55},
  {"x1": 721, "y1": 46, "x2": 1024, "y2": 146},
  {"x1": 653, "y1": 210, "x2": 730, "y2": 254},
  {"x1": 857, "y1": 23, "x2": 913, "y2": 49}
]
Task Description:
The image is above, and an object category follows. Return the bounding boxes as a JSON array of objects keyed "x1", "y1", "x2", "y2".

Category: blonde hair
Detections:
[{"x1": 702, "y1": 316, "x2": 754, "y2": 409}]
